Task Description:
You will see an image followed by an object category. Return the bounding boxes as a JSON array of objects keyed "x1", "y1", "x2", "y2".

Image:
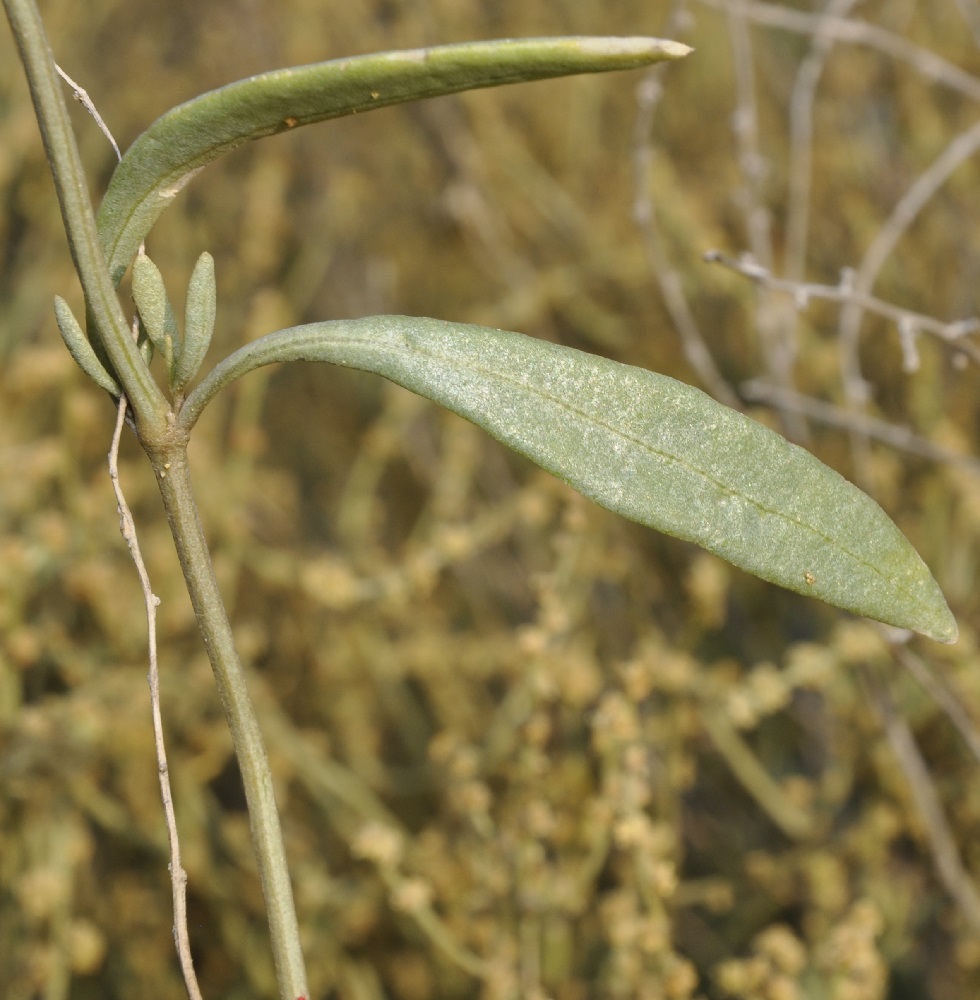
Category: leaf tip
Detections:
[
  {"x1": 927, "y1": 611, "x2": 959, "y2": 645},
  {"x1": 899, "y1": 585, "x2": 958, "y2": 644},
  {"x1": 658, "y1": 40, "x2": 694, "y2": 59},
  {"x1": 602, "y1": 37, "x2": 693, "y2": 61}
]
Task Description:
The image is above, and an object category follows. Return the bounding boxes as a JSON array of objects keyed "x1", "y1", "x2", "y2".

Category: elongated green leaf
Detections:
[
  {"x1": 181, "y1": 316, "x2": 957, "y2": 643},
  {"x1": 174, "y1": 251, "x2": 216, "y2": 394},
  {"x1": 96, "y1": 37, "x2": 690, "y2": 283},
  {"x1": 131, "y1": 252, "x2": 180, "y2": 378},
  {"x1": 53, "y1": 295, "x2": 120, "y2": 396}
]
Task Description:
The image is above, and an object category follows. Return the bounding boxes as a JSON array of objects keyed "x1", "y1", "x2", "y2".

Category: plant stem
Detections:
[
  {"x1": 149, "y1": 442, "x2": 309, "y2": 1000},
  {"x1": 5, "y1": 2, "x2": 309, "y2": 993},
  {"x1": 108, "y1": 399, "x2": 204, "y2": 1000},
  {"x1": 2, "y1": 0, "x2": 167, "y2": 431}
]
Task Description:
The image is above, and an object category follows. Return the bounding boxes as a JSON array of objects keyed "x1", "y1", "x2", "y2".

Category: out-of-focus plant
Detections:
[{"x1": 1, "y1": 0, "x2": 963, "y2": 997}]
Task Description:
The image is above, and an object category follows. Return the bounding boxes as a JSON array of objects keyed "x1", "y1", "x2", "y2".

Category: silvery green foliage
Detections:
[
  {"x1": 96, "y1": 38, "x2": 691, "y2": 283},
  {"x1": 132, "y1": 253, "x2": 179, "y2": 379},
  {"x1": 183, "y1": 316, "x2": 957, "y2": 643},
  {"x1": 174, "y1": 252, "x2": 216, "y2": 395},
  {"x1": 53, "y1": 295, "x2": 120, "y2": 396},
  {"x1": 85, "y1": 33, "x2": 954, "y2": 641}
]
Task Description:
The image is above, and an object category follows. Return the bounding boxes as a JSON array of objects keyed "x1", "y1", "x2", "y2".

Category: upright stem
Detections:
[
  {"x1": 3, "y1": 0, "x2": 167, "y2": 432},
  {"x1": 5, "y1": 1, "x2": 309, "y2": 994},
  {"x1": 149, "y1": 442, "x2": 309, "y2": 1000}
]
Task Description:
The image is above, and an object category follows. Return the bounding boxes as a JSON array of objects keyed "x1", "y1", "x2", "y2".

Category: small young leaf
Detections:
[
  {"x1": 53, "y1": 296, "x2": 120, "y2": 396},
  {"x1": 182, "y1": 316, "x2": 957, "y2": 643},
  {"x1": 96, "y1": 37, "x2": 691, "y2": 283},
  {"x1": 132, "y1": 253, "x2": 180, "y2": 379},
  {"x1": 173, "y1": 251, "x2": 216, "y2": 394}
]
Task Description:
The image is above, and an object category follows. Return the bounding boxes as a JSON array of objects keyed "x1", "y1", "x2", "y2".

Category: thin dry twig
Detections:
[
  {"x1": 724, "y1": 5, "x2": 772, "y2": 272},
  {"x1": 630, "y1": 0, "x2": 740, "y2": 409},
  {"x1": 705, "y1": 250, "x2": 980, "y2": 366},
  {"x1": 694, "y1": 0, "x2": 980, "y2": 104},
  {"x1": 833, "y1": 115, "x2": 980, "y2": 486},
  {"x1": 950, "y1": 0, "x2": 980, "y2": 49},
  {"x1": 740, "y1": 378, "x2": 980, "y2": 474},
  {"x1": 109, "y1": 396, "x2": 202, "y2": 1000},
  {"x1": 697, "y1": 0, "x2": 980, "y2": 487},
  {"x1": 709, "y1": 249, "x2": 980, "y2": 472},
  {"x1": 724, "y1": 0, "x2": 806, "y2": 439},
  {"x1": 891, "y1": 643, "x2": 980, "y2": 769},
  {"x1": 62, "y1": 61, "x2": 203, "y2": 999},
  {"x1": 783, "y1": 0, "x2": 861, "y2": 285},
  {"x1": 55, "y1": 63, "x2": 121, "y2": 160},
  {"x1": 836, "y1": 117, "x2": 980, "y2": 385},
  {"x1": 107, "y1": 398, "x2": 202, "y2": 1000},
  {"x1": 862, "y1": 665, "x2": 980, "y2": 934}
]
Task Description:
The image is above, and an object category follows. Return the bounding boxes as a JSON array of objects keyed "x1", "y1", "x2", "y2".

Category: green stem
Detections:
[
  {"x1": 2, "y1": 0, "x2": 167, "y2": 433},
  {"x1": 149, "y1": 442, "x2": 309, "y2": 1000},
  {"x1": 5, "y1": 3, "x2": 308, "y2": 993}
]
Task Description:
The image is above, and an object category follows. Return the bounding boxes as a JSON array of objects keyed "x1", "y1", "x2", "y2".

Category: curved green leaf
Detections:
[
  {"x1": 180, "y1": 316, "x2": 957, "y2": 643},
  {"x1": 53, "y1": 295, "x2": 120, "y2": 396},
  {"x1": 96, "y1": 37, "x2": 691, "y2": 283}
]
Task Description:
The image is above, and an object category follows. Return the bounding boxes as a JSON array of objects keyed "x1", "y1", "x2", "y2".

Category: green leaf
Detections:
[
  {"x1": 181, "y1": 316, "x2": 957, "y2": 643},
  {"x1": 96, "y1": 37, "x2": 690, "y2": 284},
  {"x1": 131, "y1": 253, "x2": 180, "y2": 379},
  {"x1": 174, "y1": 251, "x2": 216, "y2": 394},
  {"x1": 53, "y1": 296, "x2": 121, "y2": 396}
]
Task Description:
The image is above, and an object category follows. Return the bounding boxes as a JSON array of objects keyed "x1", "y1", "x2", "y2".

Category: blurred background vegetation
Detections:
[{"x1": 3, "y1": 1, "x2": 980, "y2": 997}]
